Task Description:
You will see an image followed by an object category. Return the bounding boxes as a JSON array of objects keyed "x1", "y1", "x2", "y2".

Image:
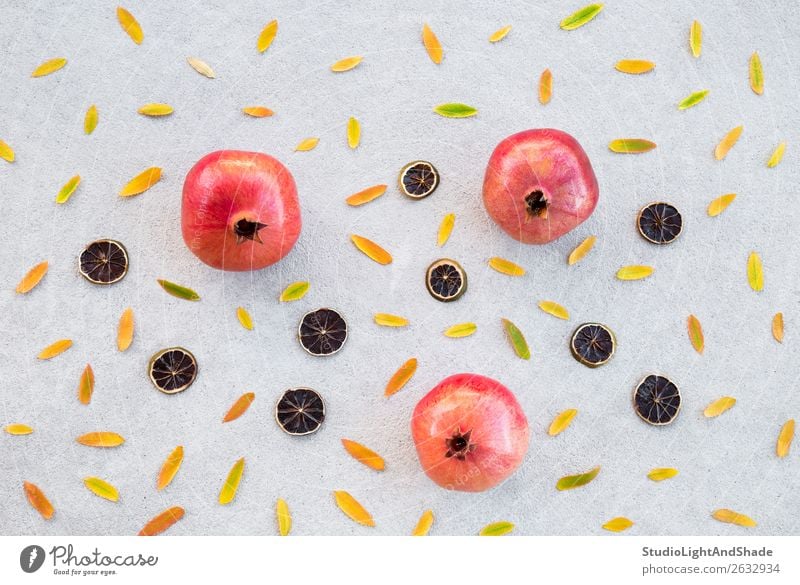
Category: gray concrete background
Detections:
[{"x1": 0, "y1": 0, "x2": 798, "y2": 536}]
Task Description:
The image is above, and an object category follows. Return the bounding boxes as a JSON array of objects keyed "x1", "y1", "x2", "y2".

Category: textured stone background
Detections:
[{"x1": 0, "y1": 0, "x2": 798, "y2": 536}]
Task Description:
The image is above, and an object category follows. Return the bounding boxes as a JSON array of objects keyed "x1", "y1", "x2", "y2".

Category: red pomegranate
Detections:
[
  {"x1": 411, "y1": 373, "x2": 530, "y2": 492},
  {"x1": 482, "y1": 129, "x2": 598, "y2": 244},
  {"x1": 181, "y1": 150, "x2": 301, "y2": 271}
]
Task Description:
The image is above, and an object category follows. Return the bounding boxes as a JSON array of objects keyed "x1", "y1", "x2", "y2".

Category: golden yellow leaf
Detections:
[
  {"x1": 615, "y1": 59, "x2": 655, "y2": 74},
  {"x1": 120, "y1": 167, "x2": 162, "y2": 196},
  {"x1": 772, "y1": 312, "x2": 784, "y2": 343},
  {"x1": 331, "y1": 56, "x2": 363, "y2": 72},
  {"x1": 223, "y1": 393, "x2": 255, "y2": 423},
  {"x1": 187, "y1": 57, "x2": 215, "y2": 78},
  {"x1": 38, "y1": 339, "x2": 73, "y2": 360},
  {"x1": 556, "y1": 465, "x2": 600, "y2": 490},
  {"x1": 279, "y1": 281, "x2": 309, "y2": 302},
  {"x1": 777, "y1": 419, "x2": 794, "y2": 458},
  {"x1": 243, "y1": 106, "x2": 274, "y2": 118},
  {"x1": 347, "y1": 116, "x2": 360, "y2": 149},
  {"x1": 749, "y1": 51, "x2": 764, "y2": 95},
  {"x1": 24, "y1": 481, "x2": 54, "y2": 519},
  {"x1": 422, "y1": 23, "x2": 443, "y2": 64},
  {"x1": 117, "y1": 7, "x2": 143, "y2": 45},
  {"x1": 714, "y1": 125, "x2": 743, "y2": 160},
  {"x1": 703, "y1": 396, "x2": 736, "y2": 418},
  {"x1": 31, "y1": 58, "x2": 67, "y2": 77},
  {"x1": 385, "y1": 358, "x2": 417, "y2": 397},
  {"x1": 0, "y1": 139, "x2": 14, "y2": 162},
  {"x1": 257, "y1": 20, "x2": 278, "y2": 53},
  {"x1": 76, "y1": 432, "x2": 125, "y2": 448},
  {"x1": 341, "y1": 439, "x2": 385, "y2": 471},
  {"x1": 568, "y1": 235, "x2": 597, "y2": 265},
  {"x1": 412, "y1": 510, "x2": 434, "y2": 536},
  {"x1": 236, "y1": 306, "x2": 253, "y2": 330},
  {"x1": 15, "y1": 261, "x2": 48, "y2": 294},
  {"x1": 437, "y1": 213, "x2": 455, "y2": 247},
  {"x1": 276, "y1": 498, "x2": 291, "y2": 536},
  {"x1": 444, "y1": 322, "x2": 477, "y2": 338},
  {"x1": 616, "y1": 265, "x2": 653, "y2": 281},
  {"x1": 333, "y1": 491, "x2": 375, "y2": 526},
  {"x1": 712, "y1": 509, "x2": 756, "y2": 528},
  {"x1": 479, "y1": 521, "x2": 514, "y2": 536},
  {"x1": 747, "y1": 252, "x2": 764, "y2": 291},
  {"x1": 351, "y1": 234, "x2": 392, "y2": 265},
  {"x1": 157, "y1": 446, "x2": 183, "y2": 491},
  {"x1": 538, "y1": 300, "x2": 569, "y2": 320},
  {"x1": 77, "y1": 364, "x2": 95, "y2": 405},
  {"x1": 489, "y1": 256, "x2": 525, "y2": 276},
  {"x1": 4, "y1": 424, "x2": 33, "y2": 435},
  {"x1": 548, "y1": 409, "x2": 577, "y2": 436},
  {"x1": 647, "y1": 467, "x2": 679, "y2": 482},
  {"x1": 374, "y1": 313, "x2": 408, "y2": 327},
  {"x1": 489, "y1": 25, "x2": 512, "y2": 43},
  {"x1": 689, "y1": 20, "x2": 702, "y2": 58},
  {"x1": 219, "y1": 457, "x2": 245, "y2": 505},
  {"x1": 84, "y1": 105, "x2": 98, "y2": 134},
  {"x1": 346, "y1": 184, "x2": 387, "y2": 206},
  {"x1": 687, "y1": 314, "x2": 704, "y2": 354},
  {"x1": 603, "y1": 517, "x2": 634, "y2": 532},
  {"x1": 139, "y1": 506, "x2": 184, "y2": 536},
  {"x1": 56, "y1": 174, "x2": 81, "y2": 204},
  {"x1": 83, "y1": 477, "x2": 119, "y2": 502},
  {"x1": 138, "y1": 103, "x2": 173, "y2": 116},
  {"x1": 539, "y1": 68, "x2": 552, "y2": 105},
  {"x1": 767, "y1": 142, "x2": 786, "y2": 168},
  {"x1": 295, "y1": 137, "x2": 319, "y2": 152},
  {"x1": 707, "y1": 193, "x2": 736, "y2": 217},
  {"x1": 117, "y1": 307, "x2": 134, "y2": 351}
]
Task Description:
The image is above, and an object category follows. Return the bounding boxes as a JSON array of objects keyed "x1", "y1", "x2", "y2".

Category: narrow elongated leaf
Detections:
[
  {"x1": 119, "y1": 167, "x2": 162, "y2": 196},
  {"x1": 347, "y1": 116, "x2": 360, "y2": 149},
  {"x1": 433, "y1": 103, "x2": 478, "y2": 118},
  {"x1": 15, "y1": 261, "x2": 48, "y2": 294},
  {"x1": 187, "y1": 57, "x2": 215, "y2": 78},
  {"x1": 437, "y1": 213, "x2": 455, "y2": 246},
  {"x1": 557, "y1": 465, "x2": 600, "y2": 490},
  {"x1": 548, "y1": 409, "x2": 577, "y2": 436},
  {"x1": 615, "y1": 59, "x2": 655, "y2": 74},
  {"x1": 501, "y1": 318, "x2": 530, "y2": 360},
  {"x1": 539, "y1": 68, "x2": 552, "y2": 104},
  {"x1": 117, "y1": 307, "x2": 134, "y2": 351},
  {"x1": 279, "y1": 281, "x2": 310, "y2": 302},
  {"x1": 77, "y1": 364, "x2": 94, "y2": 405},
  {"x1": 374, "y1": 313, "x2": 408, "y2": 327},
  {"x1": 139, "y1": 506, "x2": 184, "y2": 536},
  {"x1": 117, "y1": 7, "x2": 143, "y2": 44},
  {"x1": 138, "y1": 103, "x2": 173, "y2": 116},
  {"x1": 690, "y1": 20, "x2": 702, "y2": 58},
  {"x1": 617, "y1": 265, "x2": 653, "y2": 280},
  {"x1": 704, "y1": 396, "x2": 736, "y2": 418},
  {"x1": 489, "y1": 256, "x2": 525, "y2": 276},
  {"x1": 603, "y1": 517, "x2": 634, "y2": 532},
  {"x1": 568, "y1": 235, "x2": 596, "y2": 265},
  {"x1": 489, "y1": 25, "x2": 512, "y2": 43},
  {"x1": 678, "y1": 90, "x2": 709, "y2": 110},
  {"x1": 712, "y1": 509, "x2": 756, "y2": 528},
  {"x1": 5, "y1": 424, "x2": 34, "y2": 435},
  {"x1": 257, "y1": 20, "x2": 278, "y2": 53},
  {"x1": 749, "y1": 52, "x2": 764, "y2": 95},
  {"x1": 295, "y1": 137, "x2": 319, "y2": 152},
  {"x1": 687, "y1": 314, "x2": 704, "y2": 354},
  {"x1": 479, "y1": 521, "x2": 514, "y2": 536},
  {"x1": 772, "y1": 312, "x2": 784, "y2": 343},
  {"x1": 76, "y1": 432, "x2": 125, "y2": 447},
  {"x1": 346, "y1": 184, "x2": 386, "y2": 206},
  {"x1": 767, "y1": 142, "x2": 786, "y2": 168},
  {"x1": 560, "y1": 4, "x2": 603, "y2": 30},
  {"x1": 157, "y1": 446, "x2": 184, "y2": 490},
  {"x1": 23, "y1": 481, "x2": 54, "y2": 519},
  {"x1": 84, "y1": 105, "x2": 98, "y2": 134},
  {"x1": 412, "y1": 510, "x2": 434, "y2": 536},
  {"x1": 331, "y1": 56, "x2": 363, "y2": 72},
  {"x1": 341, "y1": 439, "x2": 385, "y2": 471},
  {"x1": 83, "y1": 477, "x2": 119, "y2": 502},
  {"x1": 608, "y1": 138, "x2": 656, "y2": 153},
  {"x1": 38, "y1": 339, "x2": 73, "y2": 360},
  {"x1": 444, "y1": 322, "x2": 477, "y2": 338},
  {"x1": 243, "y1": 106, "x2": 274, "y2": 118},
  {"x1": 715, "y1": 125, "x2": 743, "y2": 160},
  {"x1": 333, "y1": 491, "x2": 375, "y2": 526},
  {"x1": 56, "y1": 175, "x2": 81, "y2": 204},
  {"x1": 538, "y1": 300, "x2": 569, "y2": 320},
  {"x1": 223, "y1": 393, "x2": 255, "y2": 423},
  {"x1": 747, "y1": 252, "x2": 764, "y2": 291},
  {"x1": 219, "y1": 457, "x2": 245, "y2": 505},
  {"x1": 421, "y1": 24, "x2": 443, "y2": 64},
  {"x1": 276, "y1": 499, "x2": 291, "y2": 536},
  {"x1": 648, "y1": 467, "x2": 679, "y2": 482},
  {"x1": 0, "y1": 139, "x2": 14, "y2": 162},
  {"x1": 158, "y1": 279, "x2": 200, "y2": 301},
  {"x1": 236, "y1": 306, "x2": 253, "y2": 330},
  {"x1": 707, "y1": 193, "x2": 736, "y2": 217},
  {"x1": 31, "y1": 58, "x2": 67, "y2": 77},
  {"x1": 385, "y1": 358, "x2": 417, "y2": 397},
  {"x1": 777, "y1": 419, "x2": 794, "y2": 458},
  {"x1": 351, "y1": 234, "x2": 392, "y2": 265}
]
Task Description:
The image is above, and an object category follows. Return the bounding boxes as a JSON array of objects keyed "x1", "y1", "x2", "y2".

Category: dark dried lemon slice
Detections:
[
  {"x1": 426, "y1": 258, "x2": 467, "y2": 302},
  {"x1": 633, "y1": 374, "x2": 681, "y2": 426},
  {"x1": 148, "y1": 347, "x2": 197, "y2": 394},
  {"x1": 637, "y1": 202, "x2": 683, "y2": 245},
  {"x1": 298, "y1": 308, "x2": 348, "y2": 356},
  {"x1": 275, "y1": 387, "x2": 325, "y2": 436},
  {"x1": 570, "y1": 323, "x2": 616, "y2": 368},
  {"x1": 79, "y1": 239, "x2": 129, "y2": 284},
  {"x1": 399, "y1": 160, "x2": 439, "y2": 199}
]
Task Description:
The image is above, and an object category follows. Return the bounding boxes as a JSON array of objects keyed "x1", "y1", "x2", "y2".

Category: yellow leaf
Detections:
[
  {"x1": 341, "y1": 439, "x2": 385, "y2": 471},
  {"x1": 689, "y1": 20, "x2": 702, "y2": 58},
  {"x1": 24, "y1": 481, "x2": 54, "y2": 520},
  {"x1": 38, "y1": 339, "x2": 73, "y2": 360},
  {"x1": 687, "y1": 314, "x2": 704, "y2": 354},
  {"x1": 236, "y1": 306, "x2": 253, "y2": 330},
  {"x1": 614, "y1": 59, "x2": 655, "y2": 74},
  {"x1": 331, "y1": 56, "x2": 363, "y2": 72},
  {"x1": 347, "y1": 117, "x2": 360, "y2": 149},
  {"x1": 83, "y1": 477, "x2": 119, "y2": 502},
  {"x1": 608, "y1": 138, "x2": 657, "y2": 153},
  {"x1": 772, "y1": 312, "x2": 784, "y2": 343},
  {"x1": 117, "y1": 307, "x2": 134, "y2": 351},
  {"x1": 157, "y1": 445, "x2": 184, "y2": 490},
  {"x1": 31, "y1": 58, "x2": 67, "y2": 77},
  {"x1": 603, "y1": 517, "x2": 634, "y2": 532},
  {"x1": 187, "y1": 57, "x2": 215, "y2": 78},
  {"x1": 295, "y1": 137, "x2": 319, "y2": 152},
  {"x1": 444, "y1": 322, "x2": 477, "y2": 338},
  {"x1": 138, "y1": 103, "x2": 173, "y2": 116},
  {"x1": 219, "y1": 457, "x2": 245, "y2": 505},
  {"x1": 242, "y1": 106, "x2": 274, "y2": 118},
  {"x1": 223, "y1": 393, "x2": 255, "y2": 423},
  {"x1": 351, "y1": 234, "x2": 392, "y2": 265},
  {"x1": 437, "y1": 213, "x2": 455, "y2": 247},
  {"x1": 15, "y1": 261, "x2": 48, "y2": 294},
  {"x1": 139, "y1": 506, "x2": 184, "y2": 536},
  {"x1": 345, "y1": 184, "x2": 386, "y2": 206},
  {"x1": 276, "y1": 498, "x2": 291, "y2": 536},
  {"x1": 56, "y1": 175, "x2": 81, "y2": 204},
  {"x1": 374, "y1": 313, "x2": 408, "y2": 327},
  {"x1": 647, "y1": 467, "x2": 679, "y2": 482},
  {"x1": 333, "y1": 490, "x2": 375, "y2": 527},
  {"x1": 568, "y1": 235, "x2": 596, "y2": 265},
  {"x1": 0, "y1": 139, "x2": 14, "y2": 162},
  {"x1": 616, "y1": 265, "x2": 653, "y2": 281},
  {"x1": 707, "y1": 193, "x2": 736, "y2": 217},
  {"x1": 84, "y1": 105, "x2": 98, "y2": 134},
  {"x1": 703, "y1": 396, "x2": 736, "y2": 418},
  {"x1": 120, "y1": 167, "x2": 162, "y2": 196},
  {"x1": 421, "y1": 23, "x2": 443, "y2": 64},
  {"x1": 777, "y1": 419, "x2": 795, "y2": 458},
  {"x1": 747, "y1": 252, "x2": 764, "y2": 291},
  {"x1": 279, "y1": 281, "x2": 309, "y2": 302},
  {"x1": 548, "y1": 409, "x2": 577, "y2": 436},
  {"x1": 749, "y1": 51, "x2": 764, "y2": 95},
  {"x1": 117, "y1": 7, "x2": 143, "y2": 45},
  {"x1": 4, "y1": 424, "x2": 34, "y2": 435},
  {"x1": 539, "y1": 68, "x2": 552, "y2": 105},
  {"x1": 257, "y1": 20, "x2": 278, "y2": 53},
  {"x1": 767, "y1": 142, "x2": 786, "y2": 168},
  {"x1": 76, "y1": 432, "x2": 125, "y2": 448},
  {"x1": 538, "y1": 300, "x2": 570, "y2": 320},
  {"x1": 77, "y1": 364, "x2": 94, "y2": 405},
  {"x1": 412, "y1": 510, "x2": 434, "y2": 536},
  {"x1": 479, "y1": 521, "x2": 514, "y2": 536},
  {"x1": 385, "y1": 358, "x2": 417, "y2": 397},
  {"x1": 489, "y1": 25, "x2": 512, "y2": 43},
  {"x1": 556, "y1": 465, "x2": 600, "y2": 490},
  {"x1": 489, "y1": 256, "x2": 525, "y2": 276},
  {"x1": 678, "y1": 89, "x2": 709, "y2": 110},
  {"x1": 714, "y1": 125, "x2": 743, "y2": 160},
  {"x1": 712, "y1": 509, "x2": 756, "y2": 528}
]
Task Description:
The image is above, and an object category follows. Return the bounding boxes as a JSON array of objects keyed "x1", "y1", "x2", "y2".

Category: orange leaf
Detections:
[
  {"x1": 76, "y1": 431, "x2": 125, "y2": 448},
  {"x1": 687, "y1": 314, "x2": 704, "y2": 354},
  {"x1": 157, "y1": 446, "x2": 184, "y2": 490},
  {"x1": 330, "y1": 56, "x2": 363, "y2": 72},
  {"x1": 24, "y1": 481, "x2": 54, "y2": 519},
  {"x1": 77, "y1": 364, "x2": 94, "y2": 405},
  {"x1": 385, "y1": 358, "x2": 417, "y2": 397},
  {"x1": 120, "y1": 167, "x2": 162, "y2": 196},
  {"x1": 615, "y1": 59, "x2": 655, "y2": 74},
  {"x1": 38, "y1": 339, "x2": 72, "y2": 360},
  {"x1": 333, "y1": 490, "x2": 375, "y2": 527},
  {"x1": 714, "y1": 125, "x2": 743, "y2": 160},
  {"x1": 539, "y1": 68, "x2": 552, "y2": 104},
  {"x1": 15, "y1": 261, "x2": 48, "y2": 294},
  {"x1": 223, "y1": 392, "x2": 255, "y2": 423},
  {"x1": 117, "y1": 307, "x2": 134, "y2": 351},
  {"x1": 341, "y1": 439, "x2": 385, "y2": 471},
  {"x1": 712, "y1": 508, "x2": 756, "y2": 528},
  {"x1": 350, "y1": 234, "x2": 392, "y2": 265},
  {"x1": 422, "y1": 23, "x2": 443, "y2": 64},
  {"x1": 139, "y1": 506, "x2": 185, "y2": 536},
  {"x1": 772, "y1": 312, "x2": 784, "y2": 343},
  {"x1": 243, "y1": 106, "x2": 274, "y2": 118},
  {"x1": 346, "y1": 184, "x2": 387, "y2": 206}
]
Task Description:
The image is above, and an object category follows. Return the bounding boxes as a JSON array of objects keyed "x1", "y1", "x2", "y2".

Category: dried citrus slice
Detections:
[
  {"x1": 426, "y1": 259, "x2": 467, "y2": 302},
  {"x1": 275, "y1": 387, "x2": 325, "y2": 436},
  {"x1": 148, "y1": 347, "x2": 197, "y2": 394},
  {"x1": 398, "y1": 160, "x2": 439, "y2": 199},
  {"x1": 298, "y1": 308, "x2": 347, "y2": 356},
  {"x1": 79, "y1": 239, "x2": 129, "y2": 284},
  {"x1": 637, "y1": 202, "x2": 683, "y2": 244},
  {"x1": 570, "y1": 323, "x2": 615, "y2": 367},
  {"x1": 633, "y1": 375, "x2": 681, "y2": 426}
]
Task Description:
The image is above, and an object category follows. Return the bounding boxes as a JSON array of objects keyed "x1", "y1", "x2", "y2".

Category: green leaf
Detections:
[
  {"x1": 279, "y1": 281, "x2": 310, "y2": 302},
  {"x1": 433, "y1": 103, "x2": 478, "y2": 118},
  {"x1": 479, "y1": 521, "x2": 515, "y2": 536},
  {"x1": 157, "y1": 279, "x2": 200, "y2": 301},
  {"x1": 677, "y1": 89, "x2": 709, "y2": 110},
  {"x1": 556, "y1": 465, "x2": 601, "y2": 491},
  {"x1": 56, "y1": 175, "x2": 81, "y2": 204},
  {"x1": 501, "y1": 318, "x2": 530, "y2": 360},
  {"x1": 608, "y1": 139, "x2": 656, "y2": 154},
  {"x1": 560, "y1": 3, "x2": 604, "y2": 30}
]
